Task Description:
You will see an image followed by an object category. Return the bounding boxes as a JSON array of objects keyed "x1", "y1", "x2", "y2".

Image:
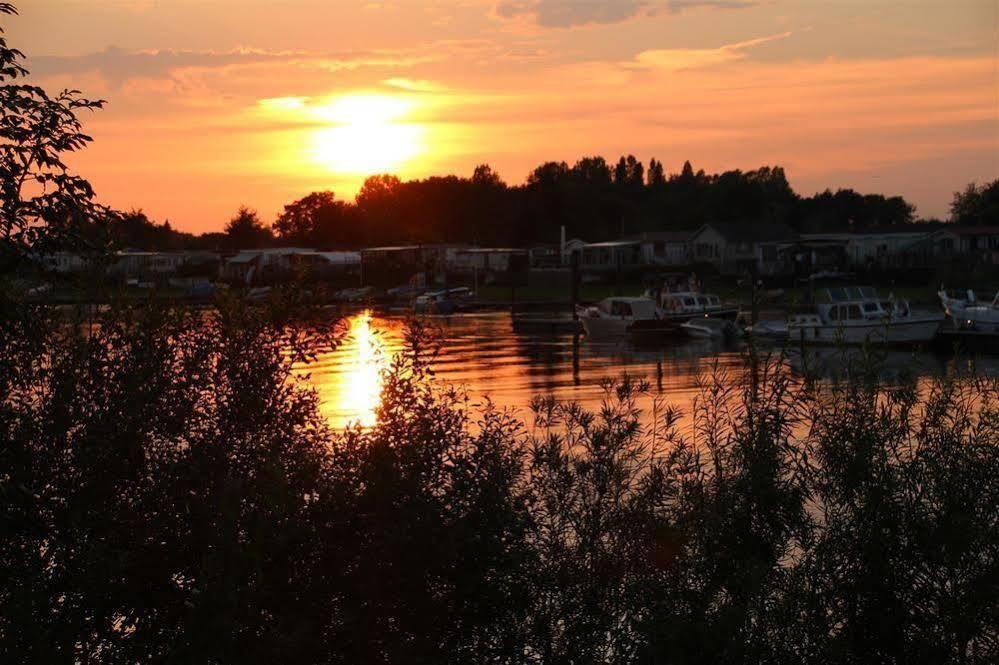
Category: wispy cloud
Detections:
[
  {"x1": 28, "y1": 46, "x2": 436, "y2": 89},
  {"x1": 631, "y1": 31, "x2": 793, "y2": 71},
  {"x1": 494, "y1": 0, "x2": 756, "y2": 28}
]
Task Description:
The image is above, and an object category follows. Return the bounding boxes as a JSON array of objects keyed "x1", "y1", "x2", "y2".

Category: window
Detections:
[
  {"x1": 847, "y1": 305, "x2": 862, "y2": 320},
  {"x1": 611, "y1": 301, "x2": 632, "y2": 316},
  {"x1": 828, "y1": 287, "x2": 848, "y2": 301},
  {"x1": 863, "y1": 302, "x2": 878, "y2": 313},
  {"x1": 830, "y1": 306, "x2": 840, "y2": 321}
]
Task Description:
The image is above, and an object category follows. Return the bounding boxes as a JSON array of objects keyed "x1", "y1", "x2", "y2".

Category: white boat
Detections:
[
  {"x1": 644, "y1": 288, "x2": 740, "y2": 323},
  {"x1": 938, "y1": 289, "x2": 999, "y2": 336},
  {"x1": 787, "y1": 286, "x2": 942, "y2": 346},
  {"x1": 576, "y1": 297, "x2": 670, "y2": 339},
  {"x1": 745, "y1": 319, "x2": 790, "y2": 341},
  {"x1": 680, "y1": 317, "x2": 741, "y2": 340}
]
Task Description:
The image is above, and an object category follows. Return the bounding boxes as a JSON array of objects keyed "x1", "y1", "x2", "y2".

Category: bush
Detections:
[{"x1": 2, "y1": 297, "x2": 997, "y2": 664}]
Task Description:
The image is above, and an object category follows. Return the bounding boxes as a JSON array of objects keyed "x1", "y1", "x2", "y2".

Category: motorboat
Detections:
[
  {"x1": 576, "y1": 297, "x2": 673, "y2": 339},
  {"x1": 413, "y1": 287, "x2": 474, "y2": 314},
  {"x1": 680, "y1": 317, "x2": 741, "y2": 340},
  {"x1": 744, "y1": 319, "x2": 790, "y2": 342},
  {"x1": 787, "y1": 286, "x2": 942, "y2": 346},
  {"x1": 643, "y1": 288, "x2": 740, "y2": 324},
  {"x1": 938, "y1": 289, "x2": 999, "y2": 335}
]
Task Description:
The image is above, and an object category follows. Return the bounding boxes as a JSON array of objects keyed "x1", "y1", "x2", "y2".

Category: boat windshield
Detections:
[
  {"x1": 823, "y1": 286, "x2": 878, "y2": 302},
  {"x1": 609, "y1": 300, "x2": 633, "y2": 316}
]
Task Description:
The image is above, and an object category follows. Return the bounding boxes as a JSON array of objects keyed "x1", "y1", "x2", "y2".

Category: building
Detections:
[
  {"x1": 801, "y1": 228, "x2": 931, "y2": 269},
  {"x1": 109, "y1": 251, "x2": 218, "y2": 281},
  {"x1": 627, "y1": 231, "x2": 694, "y2": 267},
  {"x1": 360, "y1": 245, "x2": 462, "y2": 287},
  {"x1": 892, "y1": 225, "x2": 999, "y2": 268},
  {"x1": 450, "y1": 248, "x2": 528, "y2": 273},
  {"x1": 218, "y1": 248, "x2": 308, "y2": 284},
  {"x1": 40, "y1": 251, "x2": 89, "y2": 274},
  {"x1": 689, "y1": 223, "x2": 799, "y2": 275},
  {"x1": 570, "y1": 240, "x2": 644, "y2": 271},
  {"x1": 220, "y1": 248, "x2": 357, "y2": 284}
]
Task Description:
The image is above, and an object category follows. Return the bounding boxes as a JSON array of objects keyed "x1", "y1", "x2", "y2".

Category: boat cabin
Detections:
[
  {"x1": 657, "y1": 291, "x2": 722, "y2": 314},
  {"x1": 594, "y1": 297, "x2": 659, "y2": 319},
  {"x1": 813, "y1": 286, "x2": 908, "y2": 322}
]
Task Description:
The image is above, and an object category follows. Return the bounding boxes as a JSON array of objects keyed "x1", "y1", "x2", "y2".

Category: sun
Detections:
[{"x1": 310, "y1": 94, "x2": 424, "y2": 174}]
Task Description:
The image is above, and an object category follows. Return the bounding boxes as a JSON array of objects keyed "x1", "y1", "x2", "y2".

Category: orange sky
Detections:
[{"x1": 9, "y1": 0, "x2": 999, "y2": 231}]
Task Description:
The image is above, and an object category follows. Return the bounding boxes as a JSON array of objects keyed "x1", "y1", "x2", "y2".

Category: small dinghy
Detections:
[{"x1": 680, "y1": 317, "x2": 741, "y2": 340}]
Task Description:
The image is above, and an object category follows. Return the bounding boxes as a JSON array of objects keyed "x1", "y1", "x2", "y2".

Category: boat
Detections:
[
  {"x1": 937, "y1": 288, "x2": 999, "y2": 350},
  {"x1": 576, "y1": 297, "x2": 674, "y2": 339},
  {"x1": 745, "y1": 319, "x2": 790, "y2": 342},
  {"x1": 643, "y1": 288, "x2": 740, "y2": 324},
  {"x1": 680, "y1": 317, "x2": 741, "y2": 340},
  {"x1": 939, "y1": 289, "x2": 999, "y2": 334},
  {"x1": 787, "y1": 286, "x2": 942, "y2": 346},
  {"x1": 413, "y1": 287, "x2": 474, "y2": 314}
]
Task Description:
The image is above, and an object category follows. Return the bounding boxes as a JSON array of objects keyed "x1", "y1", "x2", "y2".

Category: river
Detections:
[{"x1": 306, "y1": 311, "x2": 997, "y2": 429}]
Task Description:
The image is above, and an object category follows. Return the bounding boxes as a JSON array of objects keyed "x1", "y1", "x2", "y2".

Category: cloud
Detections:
[
  {"x1": 27, "y1": 46, "x2": 434, "y2": 89},
  {"x1": 494, "y1": 0, "x2": 756, "y2": 28},
  {"x1": 631, "y1": 30, "x2": 792, "y2": 71}
]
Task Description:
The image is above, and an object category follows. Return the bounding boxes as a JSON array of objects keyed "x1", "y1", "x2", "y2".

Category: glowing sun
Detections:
[{"x1": 311, "y1": 94, "x2": 423, "y2": 174}]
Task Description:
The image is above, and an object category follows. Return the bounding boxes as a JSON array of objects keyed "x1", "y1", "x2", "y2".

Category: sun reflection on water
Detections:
[{"x1": 337, "y1": 311, "x2": 393, "y2": 427}]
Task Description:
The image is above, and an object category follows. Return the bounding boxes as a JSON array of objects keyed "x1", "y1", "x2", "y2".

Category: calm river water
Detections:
[{"x1": 307, "y1": 311, "x2": 997, "y2": 429}]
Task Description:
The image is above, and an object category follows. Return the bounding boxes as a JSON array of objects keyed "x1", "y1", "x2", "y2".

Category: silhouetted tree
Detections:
[
  {"x1": 223, "y1": 205, "x2": 272, "y2": 249},
  {"x1": 647, "y1": 158, "x2": 666, "y2": 187},
  {"x1": 274, "y1": 191, "x2": 361, "y2": 248},
  {"x1": 951, "y1": 179, "x2": 999, "y2": 226},
  {"x1": 0, "y1": 2, "x2": 114, "y2": 270}
]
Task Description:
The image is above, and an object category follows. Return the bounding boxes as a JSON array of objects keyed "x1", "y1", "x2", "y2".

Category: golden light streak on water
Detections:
[{"x1": 334, "y1": 310, "x2": 394, "y2": 427}]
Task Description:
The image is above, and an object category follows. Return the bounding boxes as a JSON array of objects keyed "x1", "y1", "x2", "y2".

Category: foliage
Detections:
[
  {"x1": 0, "y1": 3, "x2": 114, "y2": 270},
  {"x1": 223, "y1": 205, "x2": 273, "y2": 250},
  {"x1": 273, "y1": 191, "x2": 362, "y2": 248},
  {"x1": 2, "y1": 301, "x2": 997, "y2": 664},
  {"x1": 951, "y1": 179, "x2": 999, "y2": 226}
]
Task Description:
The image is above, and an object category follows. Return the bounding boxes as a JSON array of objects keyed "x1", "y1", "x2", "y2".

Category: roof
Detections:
[
  {"x1": 227, "y1": 253, "x2": 259, "y2": 264},
  {"x1": 580, "y1": 240, "x2": 642, "y2": 248},
  {"x1": 456, "y1": 247, "x2": 527, "y2": 254},
  {"x1": 939, "y1": 225, "x2": 999, "y2": 236},
  {"x1": 701, "y1": 223, "x2": 798, "y2": 243},
  {"x1": 362, "y1": 244, "x2": 462, "y2": 253},
  {"x1": 626, "y1": 231, "x2": 694, "y2": 243}
]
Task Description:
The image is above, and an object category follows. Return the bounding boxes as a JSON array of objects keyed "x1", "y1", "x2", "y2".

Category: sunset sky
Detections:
[{"x1": 10, "y1": 0, "x2": 998, "y2": 232}]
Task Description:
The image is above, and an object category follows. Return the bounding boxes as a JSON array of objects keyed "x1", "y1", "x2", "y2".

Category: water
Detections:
[{"x1": 306, "y1": 311, "x2": 997, "y2": 429}]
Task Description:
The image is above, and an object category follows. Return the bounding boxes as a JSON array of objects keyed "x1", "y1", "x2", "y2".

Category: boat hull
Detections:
[
  {"x1": 580, "y1": 317, "x2": 679, "y2": 339},
  {"x1": 659, "y1": 307, "x2": 740, "y2": 324},
  {"x1": 788, "y1": 317, "x2": 942, "y2": 346}
]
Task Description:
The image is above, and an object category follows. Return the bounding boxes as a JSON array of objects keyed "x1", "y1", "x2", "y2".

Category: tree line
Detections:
[
  {"x1": 94, "y1": 162, "x2": 970, "y2": 252},
  {"x1": 93, "y1": 164, "x2": 998, "y2": 253}
]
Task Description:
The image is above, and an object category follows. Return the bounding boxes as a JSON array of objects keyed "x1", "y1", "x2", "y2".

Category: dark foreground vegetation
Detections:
[
  {"x1": 2, "y1": 296, "x2": 998, "y2": 664},
  {"x1": 2, "y1": 5, "x2": 998, "y2": 662}
]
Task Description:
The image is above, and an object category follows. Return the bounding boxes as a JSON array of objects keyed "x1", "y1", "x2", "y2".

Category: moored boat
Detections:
[
  {"x1": 939, "y1": 289, "x2": 999, "y2": 334},
  {"x1": 787, "y1": 286, "x2": 942, "y2": 346},
  {"x1": 643, "y1": 288, "x2": 740, "y2": 324},
  {"x1": 937, "y1": 288, "x2": 999, "y2": 351},
  {"x1": 576, "y1": 297, "x2": 674, "y2": 339},
  {"x1": 680, "y1": 317, "x2": 741, "y2": 340}
]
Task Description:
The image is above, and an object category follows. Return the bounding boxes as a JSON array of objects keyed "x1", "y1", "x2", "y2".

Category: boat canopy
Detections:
[
  {"x1": 818, "y1": 286, "x2": 878, "y2": 303},
  {"x1": 599, "y1": 297, "x2": 658, "y2": 318}
]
